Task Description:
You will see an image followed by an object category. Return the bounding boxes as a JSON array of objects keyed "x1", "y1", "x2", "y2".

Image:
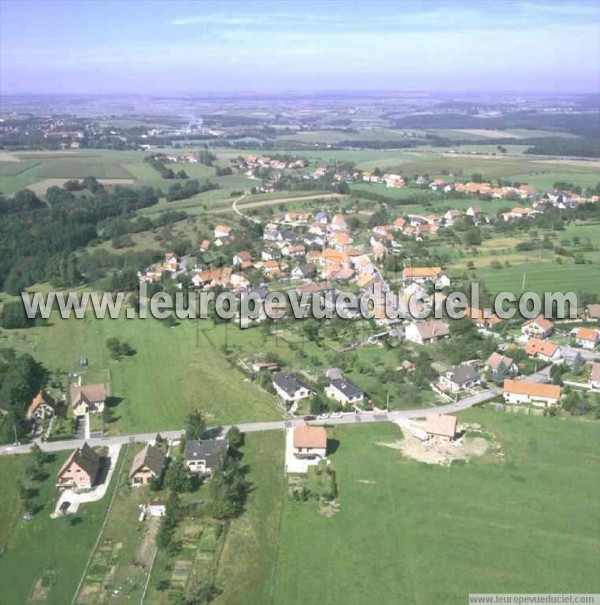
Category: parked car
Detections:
[{"x1": 303, "y1": 415, "x2": 316, "y2": 421}]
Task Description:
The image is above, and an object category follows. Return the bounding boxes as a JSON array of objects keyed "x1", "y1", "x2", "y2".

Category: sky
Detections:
[{"x1": 1, "y1": 0, "x2": 599, "y2": 95}]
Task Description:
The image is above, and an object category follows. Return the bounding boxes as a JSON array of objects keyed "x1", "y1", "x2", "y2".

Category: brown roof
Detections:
[
  {"x1": 26, "y1": 390, "x2": 55, "y2": 419},
  {"x1": 524, "y1": 338, "x2": 559, "y2": 358},
  {"x1": 486, "y1": 352, "x2": 514, "y2": 371},
  {"x1": 70, "y1": 384, "x2": 107, "y2": 406},
  {"x1": 523, "y1": 316, "x2": 554, "y2": 333},
  {"x1": 415, "y1": 319, "x2": 450, "y2": 340},
  {"x1": 503, "y1": 379, "x2": 561, "y2": 400},
  {"x1": 425, "y1": 414, "x2": 457, "y2": 438},
  {"x1": 293, "y1": 423, "x2": 327, "y2": 449},
  {"x1": 129, "y1": 444, "x2": 166, "y2": 479},
  {"x1": 574, "y1": 327, "x2": 599, "y2": 342},
  {"x1": 403, "y1": 267, "x2": 442, "y2": 279},
  {"x1": 58, "y1": 443, "x2": 101, "y2": 481},
  {"x1": 585, "y1": 304, "x2": 600, "y2": 319}
]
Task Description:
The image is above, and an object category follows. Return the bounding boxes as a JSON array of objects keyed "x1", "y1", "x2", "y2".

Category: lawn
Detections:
[
  {"x1": 271, "y1": 411, "x2": 600, "y2": 604},
  {"x1": 1, "y1": 311, "x2": 282, "y2": 434},
  {"x1": 0, "y1": 449, "x2": 122, "y2": 605}
]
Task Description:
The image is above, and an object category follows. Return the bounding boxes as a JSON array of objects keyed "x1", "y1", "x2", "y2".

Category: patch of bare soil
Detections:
[
  {"x1": 28, "y1": 579, "x2": 50, "y2": 604},
  {"x1": 0, "y1": 152, "x2": 20, "y2": 161},
  {"x1": 318, "y1": 499, "x2": 340, "y2": 518},
  {"x1": 378, "y1": 423, "x2": 501, "y2": 467}
]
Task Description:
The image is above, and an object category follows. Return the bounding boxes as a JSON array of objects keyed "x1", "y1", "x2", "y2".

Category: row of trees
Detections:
[{"x1": 0, "y1": 351, "x2": 46, "y2": 443}]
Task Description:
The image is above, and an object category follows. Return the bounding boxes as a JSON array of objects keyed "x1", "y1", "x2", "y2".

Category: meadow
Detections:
[
  {"x1": 270, "y1": 410, "x2": 600, "y2": 605},
  {"x1": 1, "y1": 312, "x2": 282, "y2": 434},
  {"x1": 472, "y1": 261, "x2": 600, "y2": 297},
  {"x1": 0, "y1": 450, "x2": 122, "y2": 605}
]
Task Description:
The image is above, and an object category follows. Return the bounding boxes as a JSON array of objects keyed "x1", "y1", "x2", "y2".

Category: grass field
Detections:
[
  {"x1": 1, "y1": 312, "x2": 282, "y2": 434},
  {"x1": 0, "y1": 450, "x2": 122, "y2": 605},
  {"x1": 215, "y1": 431, "x2": 286, "y2": 605},
  {"x1": 384, "y1": 155, "x2": 600, "y2": 184},
  {"x1": 471, "y1": 261, "x2": 600, "y2": 297},
  {"x1": 270, "y1": 410, "x2": 600, "y2": 604}
]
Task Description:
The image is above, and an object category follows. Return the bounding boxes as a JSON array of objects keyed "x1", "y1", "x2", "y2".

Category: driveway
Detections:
[{"x1": 51, "y1": 443, "x2": 122, "y2": 517}]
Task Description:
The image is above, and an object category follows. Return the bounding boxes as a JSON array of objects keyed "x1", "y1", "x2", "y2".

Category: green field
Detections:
[
  {"x1": 471, "y1": 261, "x2": 600, "y2": 297},
  {"x1": 1, "y1": 312, "x2": 281, "y2": 433},
  {"x1": 0, "y1": 450, "x2": 122, "y2": 605},
  {"x1": 269, "y1": 411, "x2": 600, "y2": 604},
  {"x1": 215, "y1": 431, "x2": 286, "y2": 605},
  {"x1": 384, "y1": 155, "x2": 600, "y2": 184}
]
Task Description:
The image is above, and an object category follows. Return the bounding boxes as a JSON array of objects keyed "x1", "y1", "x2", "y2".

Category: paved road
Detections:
[
  {"x1": 560, "y1": 346, "x2": 600, "y2": 362},
  {"x1": 0, "y1": 387, "x2": 502, "y2": 457}
]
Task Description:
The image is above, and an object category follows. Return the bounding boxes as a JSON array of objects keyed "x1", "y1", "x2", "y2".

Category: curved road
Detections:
[{"x1": 0, "y1": 386, "x2": 501, "y2": 457}]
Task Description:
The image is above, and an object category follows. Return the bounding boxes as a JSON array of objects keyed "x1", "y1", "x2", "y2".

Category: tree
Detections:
[
  {"x1": 310, "y1": 394, "x2": 328, "y2": 415},
  {"x1": 186, "y1": 581, "x2": 221, "y2": 604},
  {"x1": 0, "y1": 301, "x2": 33, "y2": 329},
  {"x1": 105, "y1": 337, "x2": 135, "y2": 360},
  {"x1": 30, "y1": 442, "x2": 46, "y2": 466},
  {"x1": 164, "y1": 459, "x2": 193, "y2": 493},
  {"x1": 226, "y1": 426, "x2": 244, "y2": 450},
  {"x1": 185, "y1": 409, "x2": 206, "y2": 440},
  {"x1": 571, "y1": 352, "x2": 584, "y2": 376}
]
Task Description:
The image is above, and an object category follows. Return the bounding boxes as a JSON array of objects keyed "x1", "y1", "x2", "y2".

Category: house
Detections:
[
  {"x1": 443, "y1": 209, "x2": 462, "y2": 226},
  {"x1": 129, "y1": 444, "x2": 166, "y2": 486},
  {"x1": 571, "y1": 327, "x2": 600, "y2": 350},
  {"x1": 485, "y1": 352, "x2": 518, "y2": 380},
  {"x1": 590, "y1": 363, "x2": 600, "y2": 390},
  {"x1": 70, "y1": 384, "x2": 107, "y2": 416},
  {"x1": 425, "y1": 414, "x2": 458, "y2": 443},
  {"x1": 402, "y1": 267, "x2": 450, "y2": 288},
  {"x1": 439, "y1": 363, "x2": 481, "y2": 393},
  {"x1": 184, "y1": 439, "x2": 228, "y2": 475},
  {"x1": 162, "y1": 252, "x2": 179, "y2": 273},
  {"x1": 466, "y1": 205, "x2": 482, "y2": 218},
  {"x1": 325, "y1": 378, "x2": 364, "y2": 406},
  {"x1": 26, "y1": 391, "x2": 56, "y2": 421},
  {"x1": 57, "y1": 443, "x2": 101, "y2": 489},
  {"x1": 233, "y1": 251, "x2": 252, "y2": 266},
  {"x1": 148, "y1": 500, "x2": 166, "y2": 517},
  {"x1": 262, "y1": 248, "x2": 281, "y2": 262},
  {"x1": 293, "y1": 423, "x2": 327, "y2": 459},
  {"x1": 503, "y1": 379, "x2": 561, "y2": 407},
  {"x1": 583, "y1": 304, "x2": 600, "y2": 321},
  {"x1": 524, "y1": 338, "x2": 562, "y2": 362},
  {"x1": 465, "y1": 306, "x2": 503, "y2": 329},
  {"x1": 521, "y1": 316, "x2": 554, "y2": 339},
  {"x1": 199, "y1": 240, "x2": 210, "y2": 253},
  {"x1": 292, "y1": 263, "x2": 317, "y2": 280},
  {"x1": 405, "y1": 320, "x2": 450, "y2": 345},
  {"x1": 252, "y1": 361, "x2": 279, "y2": 373},
  {"x1": 214, "y1": 225, "x2": 233, "y2": 239},
  {"x1": 272, "y1": 372, "x2": 313, "y2": 403}
]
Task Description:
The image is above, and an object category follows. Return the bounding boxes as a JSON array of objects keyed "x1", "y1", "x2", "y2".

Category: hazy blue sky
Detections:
[{"x1": 1, "y1": 0, "x2": 599, "y2": 94}]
